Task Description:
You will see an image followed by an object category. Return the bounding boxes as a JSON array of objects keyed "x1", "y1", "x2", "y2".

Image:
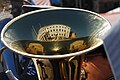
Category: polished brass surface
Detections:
[
  {"x1": 33, "y1": 55, "x2": 82, "y2": 80},
  {"x1": 1, "y1": 8, "x2": 111, "y2": 80},
  {"x1": 10, "y1": 36, "x2": 91, "y2": 55}
]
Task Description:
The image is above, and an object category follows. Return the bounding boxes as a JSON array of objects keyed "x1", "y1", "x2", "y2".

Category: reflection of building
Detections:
[
  {"x1": 26, "y1": 43, "x2": 44, "y2": 54},
  {"x1": 69, "y1": 40, "x2": 88, "y2": 52},
  {"x1": 37, "y1": 24, "x2": 71, "y2": 41}
]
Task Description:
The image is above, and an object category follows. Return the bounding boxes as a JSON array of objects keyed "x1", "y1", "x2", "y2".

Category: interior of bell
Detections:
[{"x1": 1, "y1": 8, "x2": 111, "y2": 57}]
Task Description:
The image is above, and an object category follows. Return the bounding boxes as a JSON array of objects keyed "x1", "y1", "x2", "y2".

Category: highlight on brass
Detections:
[{"x1": 26, "y1": 43, "x2": 44, "y2": 55}]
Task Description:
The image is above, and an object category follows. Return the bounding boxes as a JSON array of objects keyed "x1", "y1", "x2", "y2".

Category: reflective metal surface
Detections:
[
  {"x1": 1, "y1": 8, "x2": 110, "y2": 58},
  {"x1": 1, "y1": 8, "x2": 111, "y2": 80}
]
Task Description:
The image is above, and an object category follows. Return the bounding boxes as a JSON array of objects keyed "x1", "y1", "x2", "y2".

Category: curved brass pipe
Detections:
[{"x1": 0, "y1": 46, "x2": 6, "y2": 62}]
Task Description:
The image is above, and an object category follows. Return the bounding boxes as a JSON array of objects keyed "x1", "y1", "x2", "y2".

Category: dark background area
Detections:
[{"x1": 0, "y1": 0, "x2": 120, "y2": 16}]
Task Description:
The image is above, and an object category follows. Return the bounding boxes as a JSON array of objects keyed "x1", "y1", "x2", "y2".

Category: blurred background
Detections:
[{"x1": 0, "y1": 0, "x2": 120, "y2": 16}]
